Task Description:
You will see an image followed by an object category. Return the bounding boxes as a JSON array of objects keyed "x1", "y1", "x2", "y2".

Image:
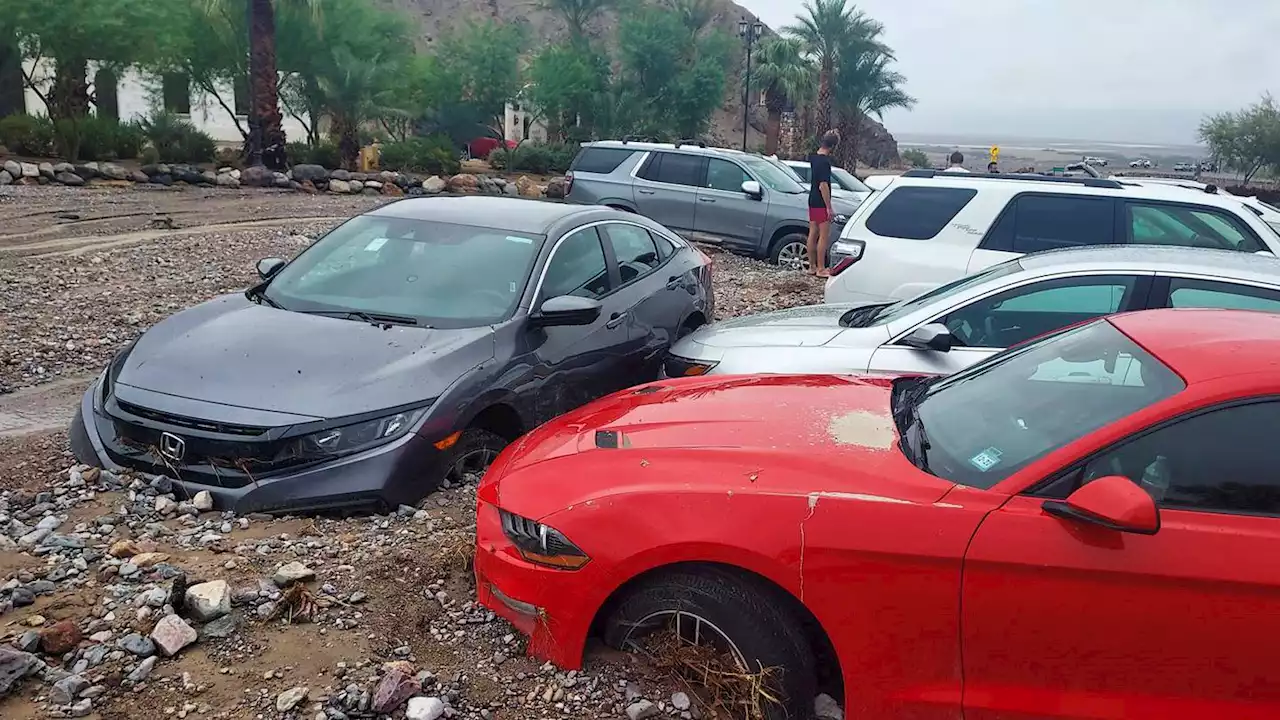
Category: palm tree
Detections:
[
  {"x1": 751, "y1": 36, "x2": 814, "y2": 155},
  {"x1": 539, "y1": 0, "x2": 612, "y2": 45},
  {"x1": 315, "y1": 48, "x2": 405, "y2": 170},
  {"x1": 832, "y1": 23, "x2": 913, "y2": 169},
  {"x1": 784, "y1": 0, "x2": 851, "y2": 137},
  {"x1": 243, "y1": 0, "x2": 319, "y2": 171}
]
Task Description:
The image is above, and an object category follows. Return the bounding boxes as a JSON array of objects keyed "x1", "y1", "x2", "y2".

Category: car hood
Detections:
[
  {"x1": 115, "y1": 294, "x2": 495, "y2": 419},
  {"x1": 675, "y1": 303, "x2": 866, "y2": 350},
  {"x1": 491, "y1": 373, "x2": 953, "y2": 518}
]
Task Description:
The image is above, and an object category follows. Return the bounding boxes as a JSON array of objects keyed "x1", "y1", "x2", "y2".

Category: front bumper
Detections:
[{"x1": 70, "y1": 380, "x2": 449, "y2": 514}]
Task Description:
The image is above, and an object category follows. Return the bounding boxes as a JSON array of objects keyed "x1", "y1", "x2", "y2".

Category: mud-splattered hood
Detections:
[{"x1": 486, "y1": 373, "x2": 955, "y2": 519}]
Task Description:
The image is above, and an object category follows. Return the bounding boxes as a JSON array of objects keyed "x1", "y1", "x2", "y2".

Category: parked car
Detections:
[
  {"x1": 69, "y1": 197, "x2": 713, "y2": 515},
  {"x1": 761, "y1": 155, "x2": 868, "y2": 204},
  {"x1": 782, "y1": 159, "x2": 873, "y2": 196},
  {"x1": 863, "y1": 173, "x2": 896, "y2": 191},
  {"x1": 825, "y1": 169, "x2": 1280, "y2": 305},
  {"x1": 1173, "y1": 162, "x2": 1196, "y2": 172},
  {"x1": 1129, "y1": 158, "x2": 1153, "y2": 168},
  {"x1": 476, "y1": 307, "x2": 1280, "y2": 719},
  {"x1": 666, "y1": 245, "x2": 1280, "y2": 378},
  {"x1": 1110, "y1": 175, "x2": 1280, "y2": 236},
  {"x1": 565, "y1": 140, "x2": 863, "y2": 270},
  {"x1": 1083, "y1": 156, "x2": 1108, "y2": 167}
]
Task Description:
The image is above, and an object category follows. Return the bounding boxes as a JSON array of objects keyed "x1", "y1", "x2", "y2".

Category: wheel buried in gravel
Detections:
[
  {"x1": 769, "y1": 233, "x2": 810, "y2": 272},
  {"x1": 602, "y1": 566, "x2": 818, "y2": 720},
  {"x1": 442, "y1": 428, "x2": 507, "y2": 485}
]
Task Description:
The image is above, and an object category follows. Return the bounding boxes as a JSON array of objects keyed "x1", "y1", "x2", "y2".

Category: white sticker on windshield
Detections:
[
  {"x1": 509, "y1": 281, "x2": 518, "y2": 292},
  {"x1": 969, "y1": 447, "x2": 1003, "y2": 472},
  {"x1": 506, "y1": 236, "x2": 534, "y2": 244},
  {"x1": 364, "y1": 237, "x2": 388, "y2": 251}
]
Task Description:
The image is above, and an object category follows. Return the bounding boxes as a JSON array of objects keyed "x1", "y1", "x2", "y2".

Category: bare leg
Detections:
[
  {"x1": 804, "y1": 220, "x2": 819, "y2": 274},
  {"x1": 815, "y1": 221, "x2": 833, "y2": 277}
]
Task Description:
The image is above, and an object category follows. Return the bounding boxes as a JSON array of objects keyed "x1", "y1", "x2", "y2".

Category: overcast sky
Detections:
[{"x1": 735, "y1": 0, "x2": 1280, "y2": 145}]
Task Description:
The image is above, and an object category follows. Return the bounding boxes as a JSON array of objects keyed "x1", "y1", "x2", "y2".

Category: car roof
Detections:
[
  {"x1": 1110, "y1": 308, "x2": 1280, "y2": 384},
  {"x1": 1017, "y1": 244, "x2": 1280, "y2": 284},
  {"x1": 368, "y1": 196, "x2": 601, "y2": 234}
]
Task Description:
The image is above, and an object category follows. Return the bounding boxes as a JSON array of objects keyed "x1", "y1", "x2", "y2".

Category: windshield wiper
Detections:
[
  {"x1": 293, "y1": 309, "x2": 419, "y2": 327},
  {"x1": 839, "y1": 303, "x2": 892, "y2": 328},
  {"x1": 246, "y1": 286, "x2": 283, "y2": 309}
]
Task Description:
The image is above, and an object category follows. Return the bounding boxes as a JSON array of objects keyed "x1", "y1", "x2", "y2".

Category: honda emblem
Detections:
[{"x1": 158, "y1": 432, "x2": 186, "y2": 462}]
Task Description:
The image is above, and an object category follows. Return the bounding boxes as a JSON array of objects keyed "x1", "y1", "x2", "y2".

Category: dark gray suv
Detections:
[{"x1": 565, "y1": 141, "x2": 865, "y2": 269}]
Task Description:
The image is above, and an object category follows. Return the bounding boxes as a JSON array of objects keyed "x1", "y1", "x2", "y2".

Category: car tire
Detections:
[
  {"x1": 602, "y1": 566, "x2": 817, "y2": 720},
  {"x1": 442, "y1": 428, "x2": 508, "y2": 484},
  {"x1": 769, "y1": 232, "x2": 809, "y2": 271}
]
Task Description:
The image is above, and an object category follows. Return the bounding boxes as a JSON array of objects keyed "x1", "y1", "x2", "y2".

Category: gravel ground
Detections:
[{"x1": 0, "y1": 185, "x2": 828, "y2": 719}]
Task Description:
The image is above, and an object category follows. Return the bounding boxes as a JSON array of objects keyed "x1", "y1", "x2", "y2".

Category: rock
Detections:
[
  {"x1": 273, "y1": 172, "x2": 291, "y2": 188},
  {"x1": 18, "y1": 528, "x2": 49, "y2": 547},
  {"x1": 15, "y1": 631, "x2": 40, "y2": 652},
  {"x1": 2, "y1": 159, "x2": 19, "y2": 177},
  {"x1": 53, "y1": 161, "x2": 75, "y2": 173},
  {"x1": 40, "y1": 619, "x2": 82, "y2": 654},
  {"x1": 330, "y1": 168, "x2": 351, "y2": 181},
  {"x1": 150, "y1": 614, "x2": 197, "y2": 656},
  {"x1": 371, "y1": 668, "x2": 420, "y2": 713},
  {"x1": 277, "y1": 686, "x2": 309, "y2": 712},
  {"x1": 215, "y1": 173, "x2": 240, "y2": 188},
  {"x1": 51, "y1": 674, "x2": 90, "y2": 704},
  {"x1": 545, "y1": 177, "x2": 568, "y2": 199},
  {"x1": 349, "y1": 180, "x2": 364, "y2": 192},
  {"x1": 515, "y1": 175, "x2": 542, "y2": 198},
  {"x1": 132, "y1": 552, "x2": 169, "y2": 569},
  {"x1": 363, "y1": 180, "x2": 383, "y2": 190},
  {"x1": 69, "y1": 698, "x2": 93, "y2": 717},
  {"x1": 815, "y1": 693, "x2": 844, "y2": 720},
  {"x1": 406, "y1": 696, "x2": 445, "y2": 720},
  {"x1": 0, "y1": 170, "x2": 11, "y2": 185},
  {"x1": 98, "y1": 162, "x2": 129, "y2": 180},
  {"x1": 37, "y1": 161, "x2": 54, "y2": 178},
  {"x1": 126, "y1": 655, "x2": 157, "y2": 683},
  {"x1": 292, "y1": 164, "x2": 328, "y2": 182},
  {"x1": 199, "y1": 613, "x2": 238, "y2": 639},
  {"x1": 382, "y1": 182, "x2": 404, "y2": 197},
  {"x1": 329, "y1": 178, "x2": 351, "y2": 194},
  {"x1": 240, "y1": 165, "x2": 274, "y2": 187},
  {"x1": 422, "y1": 176, "x2": 446, "y2": 194},
  {"x1": 155, "y1": 496, "x2": 177, "y2": 514},
  {"x1": 273, "y1": 562, "x2": 315, "y2": 587},
  {"x1": 24, "y1": 615, "x2": 46, "y2": 627},
  {"x1": 626, "y1": 700, "x2": 659, "y2": 720},
  {"x1": 503, "y1": 183, "x2": 519, "y2": 196},
  {"x1": 185, "y1": 580, "x2": 231, "y2": 621},
  {"x1": 109, "y1": 539, "x2": 139, "y2": 558},
  {"x1": 672, "y1": 692, "x2": 692, "y2": 711},
  {"x1": 0, "y1": 648, "x2": 37, "y2": 697},
  {"x1": 55, "y1": 171, "x2": 85, "y2": 186},
  {"x1": 131, "y1": 170, "x2": 150, "y2": 183},
  {"x1": 74, "y1": 162, "x2": 99, "y2": 179},
  {"x1": 11, "y1": 587, "x2": 35, "y2": 607},
  {"x1": 446, "y1": 173, "x2": 479, "y2": 193},
  {"x1": 192, "y1": 491, "x2": 214, "y2": 512},
  {"x1": 20, "y1": 161, "x2": 39, "y2": 178}
]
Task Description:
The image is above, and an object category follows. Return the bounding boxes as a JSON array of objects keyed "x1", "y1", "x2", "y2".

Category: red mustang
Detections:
[{"x1": 475, "y1": 308, "x2": 1280, "y2": 720}]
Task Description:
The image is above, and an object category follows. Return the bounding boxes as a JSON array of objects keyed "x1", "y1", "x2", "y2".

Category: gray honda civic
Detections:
[{"x1": 70, "y1": 196, "x2": 713, "y2": 514}]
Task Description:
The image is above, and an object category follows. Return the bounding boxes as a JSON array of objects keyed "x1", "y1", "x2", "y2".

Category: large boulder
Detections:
[
  {"x1": 55, "y1": 172, "x2": 85, "y2": 186},
  {"x1": 446, "y1": 173, "x2": 479, "y2": 193},
  {"x1": 0, "y1": 648, "x2": 38, "y2": 697},
  {"x1": 422, "y1": 176, "x2": 446, "y2": 194},
  {"x1": 515, "y1": 175, "x2": 542, "y2": 198},
  {"x1": 98, "y1": 162, "x2": 129, "y2": 180},
  {"x1": 545, "y1": 177, "x2": 568, "y2": 199},
  {"x1": 0, "y1": 170, "x2": 12, "y2": 186},
  {"x1": 19, "y1": 162, "x2": 39, "y2": 178},
  {"x1": 2, "y1": 159, "x2": 20, "y2": 177},
  {"x1": 328, "y1": 179, "x2": 351, "y2": 194},
  {"x1": 240, "y1": 165, "x2": 274, "y2": 187},
  {"x1": 291, "y1": 164, "x2": 328, "y2": 183}
]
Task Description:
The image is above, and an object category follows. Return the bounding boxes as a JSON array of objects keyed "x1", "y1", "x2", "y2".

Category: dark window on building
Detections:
[
  {"x1": 865, "y1": 186, "x2": 979, "y2": 240},
  {"x1": 233, "y1": 73, "x2": 250, "y2": 116},
  {"x1": 162, "y1": 73, "x2": 191, "y2": 115},
  {"x1": 93, "y1": 68, "x2": 119, "y2": 120}
]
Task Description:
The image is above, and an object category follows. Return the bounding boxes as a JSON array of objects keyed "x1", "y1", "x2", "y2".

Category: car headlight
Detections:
[
  {"x1": 98, "y1": 339, "x2": 139, "y2": 410},
  {"x1": 662, "y1": 354, "x2": 719, "y2": 377},
  {"x1": 499, "y1": 509, "x2": 590, "y2": 569},
  {"x1": 291, "y1": 409, "x2": 426, "y2": 460},
  {"x1": 832, "y1": 213, "x2": 850, "y2": 225}
]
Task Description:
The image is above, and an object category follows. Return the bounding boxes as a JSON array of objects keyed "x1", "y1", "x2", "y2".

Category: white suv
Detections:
[{"x1": 825, "y1": 169, "x2": 1280, "y2": 305}]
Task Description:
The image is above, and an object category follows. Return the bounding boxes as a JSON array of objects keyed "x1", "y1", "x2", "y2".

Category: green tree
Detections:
[
  {"x1": 1199, "y1": 96, "x2": 1280, "y2": 185},
  {"x1": 435, "y1": 20, "x2": 525, "y2": 141},
  {"x1": 902, "y1": 148, "x2": 929, "y2": 168},
  {"x1": 752, "y1": 36, "x2": 814, "y2": 155},
  {"x1": 833, "y1": 40, "x2": 913, "y2": 168},
  {"x1": 238, "y1": 0, "x2": 322, "y2": 170},
  {"x1": 538, "y1": 0, "x2": 613, "y2": 45},
  {"x1": 526, "y1": 41, "x2": 611, "y2": 141}
]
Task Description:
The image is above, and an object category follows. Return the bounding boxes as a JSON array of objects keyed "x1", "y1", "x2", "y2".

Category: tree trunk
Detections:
[
  {"x1": 815, "y1": 64, "x2": 832, "y2": 137},
  {"x1": 0, "y1": 32, "x2": 24, "y2": 117},
  {"x1": 249, "y1": 0, "x2": 288, "y2": 170},
  {"x1": 48, "y1": 57, "x2": 90, "y2": 121},
  {"x1": 763, "y1": 91, "x2": 783, "y2": 155},
  {"x1": 333, "y1": 114, "x2": 358, "y2": 170},
  {"x1": 836, "y1": 111, "x2": 861, "y2": 171}
]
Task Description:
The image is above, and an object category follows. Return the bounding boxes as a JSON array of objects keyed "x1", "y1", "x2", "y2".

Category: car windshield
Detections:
[
  {"x1": 832, "y1": 167, "x2": 870, "y2": 193},
  {"x1": 856, "y1": 259, "x2": 1026, "y2": 326},
  {"x1": 262, "y1": 214, "x2": 542, "y2": 328},
  {"x1": 896, "y1": 320, "x2": 1184, "y2": 489},
  {"x1": 740, "y1": 156, "x2": 806, "y2": 194}
]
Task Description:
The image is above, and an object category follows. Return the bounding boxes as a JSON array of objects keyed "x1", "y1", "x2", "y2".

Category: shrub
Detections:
[
  {"x1": 380, "y1": 135, "x2": 460, "y2": 175},
  {"x1": 491, "y1": 141, "x2": 576, "y2": 175},
  {"x1": 139, "y1": 112, "x2": 216, "y2": 164},
  {"x1": 902, "y1": 148, "x2": 930, "y2": 168},
  {"x1": 0, "y1": 114, "x2": 56, "y2": 157},
  {"x1": 74, "y1": 116, "x2": 145, "y2": 161},
  {"x1": 287, "y1": 140, "x2": 341, "y2": 169}
]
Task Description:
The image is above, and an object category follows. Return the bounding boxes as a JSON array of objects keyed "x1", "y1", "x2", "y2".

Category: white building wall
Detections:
[
  {"x1": 504, "y1": 102, "x2": 548, "y2": 144},
  {"x1": 21, "y1": 59, "x2": 309, "y2": 146}
]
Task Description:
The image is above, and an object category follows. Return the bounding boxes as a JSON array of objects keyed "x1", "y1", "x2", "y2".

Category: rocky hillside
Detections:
[{"x1": 381, "y1": 0, "x2": 902, "y2": 163}]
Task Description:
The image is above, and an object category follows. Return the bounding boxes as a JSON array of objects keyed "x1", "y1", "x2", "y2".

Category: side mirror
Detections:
[
  {"x1": 741, "y1": 180, "x2": 763, "y2": 200},
  {"x1": 903, "y1": 323, "x2": 953, "y2": 352},
  {"x1": 1043, "y1": 475, "x2": 1160, "y2": 535},
  {"x1": 256, "y1": 257, "x2": 286, "y2": 280},
  {"x1": 530, "y1": 295, "x2": 603, "y2": 328}
]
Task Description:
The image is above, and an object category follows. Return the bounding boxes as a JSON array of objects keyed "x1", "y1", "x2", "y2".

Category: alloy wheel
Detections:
[
  {"x1": 775, "y1": 241, "x2": 809, "y2": 272},
  {"x1": 620, "y1": 609, "x2": 749, "y2": 671},
  {"x1": 446, "y1": 447, "x2": 499, "y2": 484}
]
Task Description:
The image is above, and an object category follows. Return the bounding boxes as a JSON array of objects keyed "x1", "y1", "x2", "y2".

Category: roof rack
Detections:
[
  {"x1": 902, "y1": 169, "x2": 1124, "y2": 189},
  {"x1": 674, "y1": 139, "x2": 707, "y2": 149}
]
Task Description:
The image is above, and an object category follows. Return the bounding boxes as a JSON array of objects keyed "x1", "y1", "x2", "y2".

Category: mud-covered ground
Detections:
[{"x1": 0, "y1": 184, "x2": 828, "y2": 719}]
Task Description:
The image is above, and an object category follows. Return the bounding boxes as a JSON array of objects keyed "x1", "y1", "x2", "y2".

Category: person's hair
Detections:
[
  {"x1": 949, "y1": 150, "x2": 964, "y2": 165},
  {"x1": 820, "y1": 130, "x2": 841, "y2": 150},
  {"x1": 987, "y1": 161, "x2": 998, "y2": 172}
]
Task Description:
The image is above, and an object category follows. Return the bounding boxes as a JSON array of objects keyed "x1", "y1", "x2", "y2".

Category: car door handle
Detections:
[
  {"x1": 699, "y1": 197, "x2": 716, "y2": 203},
  {"x1": 606, "y1": 312, "x2": 628, "y2": 329},
  {"x1": 666, "y1": 275, "x2": 681, "y2": 289},
  {"x1": 638, "y1": 189, "x2": 656, "y2": 195}
]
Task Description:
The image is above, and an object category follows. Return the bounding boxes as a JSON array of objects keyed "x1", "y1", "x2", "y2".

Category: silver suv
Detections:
[{"x1": 565, "y1": 140, "x2": 865, "y2": 269}]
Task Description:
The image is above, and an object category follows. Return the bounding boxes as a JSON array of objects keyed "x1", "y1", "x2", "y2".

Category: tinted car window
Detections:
[
  {"x1": 640, "y1": 152, "x2": 703, "y2": 187},
  {"x1": 904, "y1": 320, "x2": 1184, "y2": 489},
  {"x1": 1009, "y1": 195, "x2": 1115, "y2": 253},
  {"x1": 541, "y1": 228, "x2": 610, "y2": 300},
  {"x1": 705, "y1": 158, "x2": 750, "y2": 192},
  {"x1": 1166, "y1": 277, "x2": 1280, "y2": 312},
  {"x1": 602, "y1": 224, "x2": 661, "y2": 284},
  {"x1": 865, "y1": 187, "x2": 978, "y2": 240},
  {"x1": 1078, "y1": 401, "x2": 1280, "y2": 515},
  {"x1": 789, "y1": 164, "x2": 812, "y2": 182},
  {"x1": 570, "y1": 147, "x2": 635, "y2": 174},
  {"x1": 940, "y1": 276, "x2": 1138, "y2": 348},
  {"x1": 1126, "y1": 202, "x2": 1264, "y2": 252},
  {"x1": 832, "y1": 167, "x2": 871, "y2": 193},
  {"x1": 266, "y1": 215, "x2": 541, "y2": 328}
]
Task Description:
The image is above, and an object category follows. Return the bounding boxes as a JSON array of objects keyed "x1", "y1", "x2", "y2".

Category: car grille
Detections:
[{"x1": 116, "y1": 401, "x2": 267, "y2": 437}]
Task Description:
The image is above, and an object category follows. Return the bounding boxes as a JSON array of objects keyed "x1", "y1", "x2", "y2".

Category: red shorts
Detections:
[{"x1": 808, "y1": 207, "x2": 831, "y2": 223}]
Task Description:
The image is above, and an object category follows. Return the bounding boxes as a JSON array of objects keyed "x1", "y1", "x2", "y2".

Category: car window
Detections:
[
  {"x1": 832, "y1": 167, "x2": 871, "y2": 193},
  {"x1": 865, "y1": 186, "x2": 978, "y2": 240},
  {"x1": 602, "y1": 224, "x2": 662, "y2": 284},
  {"x1": 739, "y1": 155, "x2": 806, "y2": 194},
  {"x1": 1075, "y1": 401, "x2": 1280, "y2": 515},
  {"x1": 705, "y1": 158, "x2": 750, "y2": 193},
  {"x1": 871, "y1": 259, "x2": 1025, "y2": 326},
  {"x1": 264, "y1": 215, "x2": 542, "y2": 328},
  {"x1": 639, "y1": 152, "x2": 703, "y2": 187},
  {"x1": 653, "y1": 232, "x2": 675, "y2": 260},
  {"x1": 906, "y1": 320, "x2": 1184, "y2": 489},
  {"x1": 570, "y1": 147, "x2": 635, "y2": 174},
  {"x1": 1006, "y1": 195, "x2": 1115, "y2": 254},
  {"x1": 1126, "y1": 202, "x2": 1264, "y2": 252},
  {"x1": 939, "y1": 276, "x2": 1138, "y2": 349},
  {"x1": 1166, "y1": 277, "x2": 1280, "y2": 313},
  {"x1": 541, "y1": 227, "x2": 611, "y2": 300},
  {"x1": 789, "y1": 164, "x2": 812, "y2": 182}
]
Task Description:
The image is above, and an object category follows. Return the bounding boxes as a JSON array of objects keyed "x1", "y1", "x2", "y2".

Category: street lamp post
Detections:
[{"x1": 738, "y1": 17, "x2": 763, "y2": 152}]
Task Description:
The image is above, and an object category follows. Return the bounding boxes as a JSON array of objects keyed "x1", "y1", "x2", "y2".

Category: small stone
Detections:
[
  {"x1": 371, "y1": 668, "x2": 420, "y2": 712},
  {"x1": 24, "y1": 615, "x2": 45, "y2": 627},
  {"x1": 155, "y1": 496, "x2": 177, "y2": 514},
  {"x1": 119, "y1": 632, "x2": 156, "y2": 657},
  {"x1": 0, "y1": 648, "x2": 38, "y2": 695},
  {"x1": 276, "y1": 686, "x2": 309, "y2": 712},
  {"x1": 132, "y1": 552, "x2": 170, "y2": 569},
  {"x1": 109, "y1": 539, "x2": 140, "y2": 558},
  {"x1": 406, "y1": 696, "x2": 446, "y2": 720},
  {"x1": 10, "y1": 587, "x2": 35, "y2": 607},
  {"x1": 127, "y1": 656, "x2": 158, "y2": 683},
  {"x1": 627, "y1": 700, "x2": 659, "y2": 720},
  {"x1": 191, "y1": 491, "x2": 214, "y2": 512},
  {"x1": 68, "y1": 698, "x2": 93, "y2": 717},
  {"x1": 814, "y1": 693, "x2": 844, "y2": 720},
  {"x1": 672, "y1": 692, "x2": 692, "y2": 711},
  {"x1": 40, "y1": 619, "x2": 82, "y2": 654},
  {"x1": 51, "y1": 674, "x2": 90, "y2": 704},
  {"x1": 16, "y1": 631, "x2": 40, "y2": 652},
  {"x1": 199, "y1": 614, "x2": 238, "y2": 639},
  {"x1": 150, "y1": 614, "x2": 197, "y2": 656},
  {"x1": 273, "y1": 562, "x2": 315, "y2": 587},
  {"x1": 255, "y1": 601, "x2": 277, "y2": 619},
  {"x1": 184, "y1": 580, "x2": 231, "y2": 621}
]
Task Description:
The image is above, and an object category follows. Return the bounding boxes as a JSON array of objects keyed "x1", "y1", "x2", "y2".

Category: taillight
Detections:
[
  {"x1": 830, "y1": 257, "x2": 855, "y2": 276},
  {"x1": 829, "y1": 239, "x2": 865, "y2": 277},
  {"x1": 564, "y1": 172, "x2": 574, "y2": 195}
]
